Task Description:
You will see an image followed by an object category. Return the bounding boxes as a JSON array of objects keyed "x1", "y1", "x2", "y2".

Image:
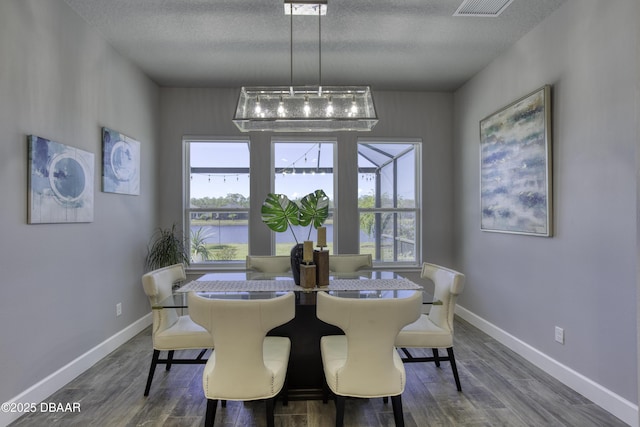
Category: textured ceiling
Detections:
[{"x1": 63, "y1": 0, "x2": 567, "y2": 91}]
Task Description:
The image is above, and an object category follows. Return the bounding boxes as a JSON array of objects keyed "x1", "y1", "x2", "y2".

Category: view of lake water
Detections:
[{"x1": 191, "y1": 224, "x2": 373, "y2": 244}]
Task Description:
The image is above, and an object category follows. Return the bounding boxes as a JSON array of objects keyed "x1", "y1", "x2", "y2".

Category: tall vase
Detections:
[{"x1": 290, "y1": 243, "x2": 304, "y2": 286}]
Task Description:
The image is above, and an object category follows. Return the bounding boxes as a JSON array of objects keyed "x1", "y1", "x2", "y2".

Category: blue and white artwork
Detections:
[
  {"x1": 480, "y1": 86, "x2": 552, "y2": 236},
  {"x1": 28, "y1": 135, "x2": 94, "y2": 224},
  {"x1": 102, "y1": 127, "x2": 140, "y2": 195}
]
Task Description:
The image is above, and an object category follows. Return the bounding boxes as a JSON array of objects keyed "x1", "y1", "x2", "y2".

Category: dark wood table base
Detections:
[{"x1": 269, "y1": 292, "x2": 341, "y2": 400}]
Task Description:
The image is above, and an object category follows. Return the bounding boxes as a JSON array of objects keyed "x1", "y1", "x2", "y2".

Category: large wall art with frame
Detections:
[
  {"x1": 480, "y1": 85, "x2": 552, "y2": 236},
  {"x1": 28, "y1": 135, "x2": 94, "y2": 224},
  {"x1": 102, "y1": 127, "x2": 140, "y2": 195}
]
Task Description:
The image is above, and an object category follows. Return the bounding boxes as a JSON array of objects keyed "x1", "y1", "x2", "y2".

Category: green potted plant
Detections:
[
  {"x1": 190, "y1": 227, "x2": 213, "y2": 262},
  {"x1": 261, "y1": 189, "x2": 329, "y2": 284},
  {"x1": 145, "y1": 224, "x2": 190, "y2": 271}
]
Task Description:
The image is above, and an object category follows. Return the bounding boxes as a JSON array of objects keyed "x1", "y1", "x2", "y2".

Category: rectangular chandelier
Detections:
[{"x1": 233, "y1": 86, "x2": 378, "y2": 132}]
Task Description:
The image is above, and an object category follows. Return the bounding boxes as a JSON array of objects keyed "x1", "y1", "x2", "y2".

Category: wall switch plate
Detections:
[
  {"x1": 116, "y1": 302, "x2": 122, "y2": 317},
  {"x1": 555, "y1": 326, "x2": 564, "y2": 344}
]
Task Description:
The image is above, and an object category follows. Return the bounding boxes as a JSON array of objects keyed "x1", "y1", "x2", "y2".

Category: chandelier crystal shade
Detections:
[
  {"x1": 233, "y1": 86, "x2": 377, "y2": 132},
  {"x1": 232, "y1": 1, "x2": 378, "y2": 132}
]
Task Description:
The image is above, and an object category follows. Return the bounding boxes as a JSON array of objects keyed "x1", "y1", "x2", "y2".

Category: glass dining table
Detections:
[{"x1": 153, "y1": 270, "x2": 432, "y2": 400}]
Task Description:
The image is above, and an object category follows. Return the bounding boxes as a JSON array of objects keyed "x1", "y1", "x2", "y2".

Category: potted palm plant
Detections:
[
  {"x1": 190, "y1": 227, "x2": 213, "y2": 262},
  {"x1": 261, "y1": 189, "x2": 329, "y2": 284},
  {"x1": 145, "y1": 224, "x2": 190, "y2": 271}
]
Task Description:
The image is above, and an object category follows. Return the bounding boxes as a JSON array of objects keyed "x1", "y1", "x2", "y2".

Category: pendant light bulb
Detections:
[
  {"x1": 254, "y1": 96, "x2": 262, "y2": 115},
  {"x1": 304, "y1": 96, "x2": 311, "y2": 117},
  {"x1": 350, "y1": 96, "x2": 358, "y2": 115},
  {"x1": 326, "y1": 96, "x2": 334, "y2": 116},
  {"x1": 277, "y1": 96, "x2": 286, "y2": 116}
]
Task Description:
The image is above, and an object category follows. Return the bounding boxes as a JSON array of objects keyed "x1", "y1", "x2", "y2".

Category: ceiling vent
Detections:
[{"x1": 453, "y1": 0, "x2": 515, "y2": 17}]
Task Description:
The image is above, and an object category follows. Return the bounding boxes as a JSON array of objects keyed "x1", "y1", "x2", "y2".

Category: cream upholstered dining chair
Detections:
[
  {"x1": 246, "y1": 255, "x2": 291, "y2": 273},
  {"x1": 317, "y1": 291, "x2": 422, "y2": 427},
  {"x1": 188, "y1": 292, "x2": 295, "y2": 427},
  {"x1": 395, "y1": 262, "x2": 466, "y2": 391},
  {"x1": 328, "y1": 254, "x2": 372, "y2": 273},
  {"x1": 141, "y1": 263, "x2": 214, "y2": 396}
]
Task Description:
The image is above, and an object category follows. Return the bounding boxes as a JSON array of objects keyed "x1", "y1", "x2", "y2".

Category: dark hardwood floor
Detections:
[{"x1": 9, "y1": 317, "x2": 627, "y2": 426}]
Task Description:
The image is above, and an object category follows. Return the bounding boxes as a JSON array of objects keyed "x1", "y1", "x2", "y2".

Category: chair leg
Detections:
[
  {"x1": 432, "y1": 348, "x2": 441, "y2": 367},
  {"x1": 322, "y1": 379, "x2": 329, "y2": 404},
  {"x1": 144, "y1": 350, "x2": 160, "y2": 396},
  {"x1": 447, "y1": 347, "x2": 462, "y2": 392},
  {"x1": 335, "y1": 396, "x2": 345, "y2": 427},
  {"x1": 391, "y1": 395, "x2": 405, "y2": 427},
  {"x1": 166, "y1": 350, "x2": 175, "y2": 371},
  {"x1": 205, "y1": 399, "x2": 217, "y2": 427},
  {"x1": 266, "y1": 397, "x2": 275, "y2": 427},
  {"x1": 400, "y1": 347, "x2": 413, "y2": 359}
]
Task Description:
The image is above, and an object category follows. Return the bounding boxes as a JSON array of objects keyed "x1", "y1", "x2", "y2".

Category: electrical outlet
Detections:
[
  {"x1": 116, "y1": 302, "x2": 122, "y2": 317},
  {"x1": 554, "y1": 326, "x2": 564, "y2": 344}
]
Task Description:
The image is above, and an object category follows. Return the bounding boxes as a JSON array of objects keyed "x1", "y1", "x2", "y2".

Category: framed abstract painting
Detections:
[
  {"x1": 480, "y1": 85, "x2": 552, "y2": 236},
  {"x1": 102, "y1": 127, "x2": 140, "y2": 195},
  {"x1": 28, "y1": 135, "x2": 94, "y2": 224}
]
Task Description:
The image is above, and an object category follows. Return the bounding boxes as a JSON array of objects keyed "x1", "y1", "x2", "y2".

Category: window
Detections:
[
  {"x1": 184, "y1": 139, "x2": 250, "y2": 264},
  {"x1": 273, "y1": 140, "x2": 335, "y2": 254},
  {"x1": 182, "y1": 138, "x2": 418, "y2": 268},
  {"x1": 358, "y1": 141, "x2": 420, "y2": 265}
]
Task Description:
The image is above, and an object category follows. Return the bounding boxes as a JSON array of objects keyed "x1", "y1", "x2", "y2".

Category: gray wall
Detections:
[
  {"x1": 0, "y1": 0, "x2": 159, "y2": 404},
  {"x1": 158, "y1": 89, "x2": 455, "y2": 266},
  {"x1": 453, "y1": 0, "x2": 638, "y2": 402}
]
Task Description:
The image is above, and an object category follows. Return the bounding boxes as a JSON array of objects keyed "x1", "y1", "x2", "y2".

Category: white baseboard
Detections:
[
  {"x1": 0, "y1": 314, "x2": 152, "y2": 427},
  {"x1": 455, "y1": 305, "x2": 638, "y2": 427}
]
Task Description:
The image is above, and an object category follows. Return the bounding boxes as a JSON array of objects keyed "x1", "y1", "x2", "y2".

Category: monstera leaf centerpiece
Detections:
[{"x1": 261, "y1": 189, "x2": 329, "y2": 284}]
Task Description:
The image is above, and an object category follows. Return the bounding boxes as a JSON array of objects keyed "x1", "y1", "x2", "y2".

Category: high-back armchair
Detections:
[
  {"x1": 328, "y1": 254, "x2": 372, "y2": 273},
  {"x1": 141, "y1": 263, "x2": 213, "y2": 396},
  {"x1": 317, "y1": 291, "x2": 422, "y2": 427},
  {"x1": 395, "y1": 262, "x2": 466, "y2": 391},
  {"x1": 189, "y1": 291, "x2": 295, "y2": 427},
  {"x1": 245, "y1": 255, "x2": 291, "y2": 273}
]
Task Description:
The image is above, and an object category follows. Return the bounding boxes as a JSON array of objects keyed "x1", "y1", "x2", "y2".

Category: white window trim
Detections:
[
  {"x1": 270, "y1": 137, "x2": 338, "y2": 255},
  {"x1": 183, "y1": 136, "x2": 251, "y2": 270},
  {"x1": 357, "y1": 138, "x2": 422, "y2": 267}
]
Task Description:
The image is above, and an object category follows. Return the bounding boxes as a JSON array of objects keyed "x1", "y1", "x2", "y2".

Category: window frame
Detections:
[
  {"x1": 181, "y1": 136, "x2": 421, "y2": 270},
  {"x1": 270, "y1": 137, "x2": 338, "y2": 255},
  {"x1": 357, "y1": 138, "x2": 422, "y2": 267},
  {"x1": 183, "y1": 137, "x2": 251, "y2": 268}
]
